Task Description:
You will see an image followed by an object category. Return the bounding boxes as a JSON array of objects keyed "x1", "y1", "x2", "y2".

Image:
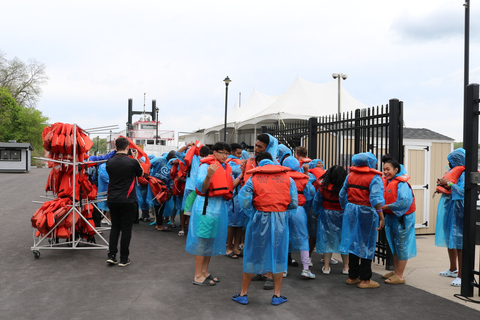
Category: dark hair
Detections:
[
  {"x1": 321, "y1": 165, "x2": 347, "y2": 194},
  {"x1": 257, "y1": 133, "x2": 269, "y2": 146},
  {"x1": 280, "y1": 154, "x2": 290, "y2": 165},
  {"x1": 199, "y1": 146, "x2": 211, "y2": 157},
  {"x1": 295, "y1": 146, "x2": 308, "y2": 157},
  {"x1": 166, "y1": 150, "x2": 177, "y2": 161},
  {"x1": 115, "y1": 137, "x2": 129, "y2": 151},
  {"x1": 255, "y1": 151, "x2": 272, "y2": 165},
  {"x1": 230, "y1": 143, "x2": 242, "y2": 152},
  {"x1": 212, "y1": 141, "x2": 231, "y2": 153},
  {"x1": 382, "y1": 154, "x2": 401, "y2": 173}
]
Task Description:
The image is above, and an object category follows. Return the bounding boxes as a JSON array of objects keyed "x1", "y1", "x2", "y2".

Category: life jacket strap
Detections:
[{"x1": 347, "y1": 184, "x2": 369, "y2": 191}]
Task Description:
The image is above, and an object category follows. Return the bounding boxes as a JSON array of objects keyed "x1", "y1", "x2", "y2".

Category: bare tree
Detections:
[{"x1": 0, "y1": 51, "x2": 48, "y2": 108}]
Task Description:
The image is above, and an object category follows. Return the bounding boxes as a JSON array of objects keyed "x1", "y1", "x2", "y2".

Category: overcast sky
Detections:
[{"x1": 2, "y1": 0, "x2": 479, "y2": 142}]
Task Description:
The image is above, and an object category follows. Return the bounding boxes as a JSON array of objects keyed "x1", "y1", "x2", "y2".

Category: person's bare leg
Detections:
[
  {"x1": 341, "y1": 254, "x2": 349, "y2": 273},
  {"x1": 180, "y1": 211, "x2": 185, "y2": 232},
  {"x1": 240, "y1": 272, "x2": 255, "y2": 295},
  {"x1": 194, "y1": 256, "x2": 212, "y2": 284},
  {"x1": 272, "y1": 272, "x2": 284, "y2": 297},
  {"x1": 323, "y1": 252, "x2": 332, "y2": 272},
  {"x1": 447, "y1": 248, "x2": 458, "y2": 272},
  {"x1": 226, "y1": 226, "x2": 234, "y2": 255},
  {"x1": 234, "y1": 227, "x2": 243, "y2": 255}
]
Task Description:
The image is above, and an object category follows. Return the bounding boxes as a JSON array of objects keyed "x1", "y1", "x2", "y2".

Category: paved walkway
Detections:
[{"x1": 2, "y1": 167, "x2": 480, "y2": 319}]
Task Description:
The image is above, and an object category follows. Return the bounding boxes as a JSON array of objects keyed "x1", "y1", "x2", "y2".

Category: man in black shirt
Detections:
[{"x1": 106, "y1": 137, "x2": 143, "y2": 267}]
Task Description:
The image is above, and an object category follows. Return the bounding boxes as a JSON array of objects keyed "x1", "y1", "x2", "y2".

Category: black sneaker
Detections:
[
  {"x1": 107, "y1": 254, "x2": 117, "y2": 265},
  {"x1": 118, "y1": 258, "x2": 131, "y2": 267}
]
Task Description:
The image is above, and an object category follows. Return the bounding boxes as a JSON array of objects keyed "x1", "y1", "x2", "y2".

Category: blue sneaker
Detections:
[
  {"x1": 271, "y1": 295, "x2": 288, "y2": 305},
  {"x1": 232, "y1": 294, "x2": 248, "y2": 305}
]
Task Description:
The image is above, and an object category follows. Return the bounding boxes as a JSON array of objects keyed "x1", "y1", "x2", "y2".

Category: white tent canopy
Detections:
[{"x1": 204, "y1": 76, "x2": 369, "y2": 135}]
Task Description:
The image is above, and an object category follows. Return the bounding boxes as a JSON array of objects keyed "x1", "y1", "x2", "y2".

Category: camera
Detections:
[{"x1": 127, "y1": 148, "x2": 135, "y2": 156}]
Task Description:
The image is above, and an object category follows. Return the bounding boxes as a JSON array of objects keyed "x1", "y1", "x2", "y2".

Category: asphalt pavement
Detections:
[{"x1": 1, "y1": 167, "x2": 480, "y2": 320}]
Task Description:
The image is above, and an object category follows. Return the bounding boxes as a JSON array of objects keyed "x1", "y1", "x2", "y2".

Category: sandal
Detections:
[
  {"x1": 439, "y1": 269, "x2": 458, "y2": 278},
  {"x1": 384, "y1": 274, "x2": 405, "y2": 284},
  {"x1": 382, "y1": 271, "x2": 394, "y2": 279},
  {"x1": 207, "y1": 274, "x2": 220, "y2": 283},
  {"x1": 178, "y1": 230, "x2": 185, "y2": 236},
  {"x1": 451, "y1": 277, "x2": 461, "y2": 287},
  {"x1": 192, "y1": 278, "x2": 215, "y2": 286},
  {"x1": 227, "y1": 252, "x2": 239, "y2": 259}
]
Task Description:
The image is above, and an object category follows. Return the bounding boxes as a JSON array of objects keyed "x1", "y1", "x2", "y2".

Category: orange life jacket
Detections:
[
  {"x1": 227, "y1": 158, "x2": 242, "y2": 166},
  {"x1": 144, "y1": 174, "x2": 169, "y2": 203},
  {"x1": 319, "y1": 182, "x2": 342, "y2": 210},
  {"x1": 346, "y1": 166, "x2": 383, "y2": 206},
  {"x1": 286, "y1": 171, "x2": 309, "y2": 206},
  {"x1": 184, "y1": 140, "x2": 203, "y2": 167},
  {"x1": 242, "y1": 157, "x2": 257, "y2": 186},
  {"x1": 170, "y1": 161, "x2": 187, "y2": 196},
  {"x1": 435, "y1": 166, "x2": 465, "y2": 194},
  {"x1": 119, "y1": 135, "x2": 151, "y2": 174},
  {"x1": 195, "y1": 155, "x2": 233, "y2": 201},
  {"x1": 383, "y1": 175, "x2": 416, "y2": 215},
  {"x1": 309, "y1": 167, "x2": 326, "y2": 191},
  {"x1": 298, "y1": 157, "x2": 312, "y2": 168},
  {"x1": 248, "y1": 164, "x2": 292, "y2": 212}
]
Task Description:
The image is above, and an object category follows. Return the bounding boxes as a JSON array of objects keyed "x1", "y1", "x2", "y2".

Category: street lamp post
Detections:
[
  {"x1": 332, "y1": 73, "x2": 347, "y2": 114},
  {"x1": 332, "y1": 73, "x2": 347, "y2": 166},
  {"x1": 155, "y1": 107, "x2": 159, "y2": 145},
  {"x1": 223, "y1": 76, "x2": 231, "y2": 142}
]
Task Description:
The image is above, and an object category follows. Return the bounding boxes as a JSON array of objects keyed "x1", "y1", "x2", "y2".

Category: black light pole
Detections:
[
  {"x1": 155, "y1": 107, "x2": 159, "y2": 145},
  {"x1": 223, "y1": 76, "x2": 231, "y2": 142}
]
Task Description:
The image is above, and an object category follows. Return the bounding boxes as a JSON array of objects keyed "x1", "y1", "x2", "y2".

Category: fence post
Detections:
[
  {"x1": 354, "y1": 109, "x2": 361, "y2": 154},
  {"x1": 308, "y1": 117, "x2": 318, "y2": 159},
  {"x1": 461, "y1": 83, "x2": 479, "y2": 297},
  {"x1": 383, "y1": 98, "x2": 403, "y2": 271},
  {"x1": 261, "y1": 125, "x2": 267, "y2": 134}
]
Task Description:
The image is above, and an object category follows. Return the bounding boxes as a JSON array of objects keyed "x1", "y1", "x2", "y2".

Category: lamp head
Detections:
[
  {"x1": 224, "y1": 76, "x2": 231, "y2": 85},
  {"x1": 342, "y1": 74, "x2": 348, "y2": 80},
  {"x1": 332, "y1": 73, "x2": 338, "y2": 79}
]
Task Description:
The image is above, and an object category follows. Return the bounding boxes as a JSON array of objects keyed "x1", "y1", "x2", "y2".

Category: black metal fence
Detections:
[{"x1": 263, "y1": 99, "x2": 404, "y2": 269}]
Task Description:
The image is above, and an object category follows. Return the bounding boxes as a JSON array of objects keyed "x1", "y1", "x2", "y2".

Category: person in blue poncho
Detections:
[
  {"x1": 232, "y1": 152, "x2": 298, "y2": 306},
  {"x1": 97, "y1": 162, "x2": 110, "y2": 224},
  {"x1": 314, "y1": 165, "x2": 349, "y2": 275},
  {"x1": 186, "y1": 142, "x2": 240, "y2": 286},
  {"x1": 381, "y1": 155, "x2": 417, "y2": 285},
  {"x1": 225, "y1": 143, "x2": 245, "y2": 259},
  {"x1": 435, "y1": 148, "x2": 465, "y2": 287},
  {"x1": 283, "y1": 156, "x2": 316, "y2": 279},
  {"x1": 339, "y1": 152, "x2": 385, "y2": 289}
]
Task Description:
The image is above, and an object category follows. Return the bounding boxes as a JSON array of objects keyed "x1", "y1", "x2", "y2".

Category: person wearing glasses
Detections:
[{"x1": 186, "y1": 142, "x2": 242, "y2": 286}]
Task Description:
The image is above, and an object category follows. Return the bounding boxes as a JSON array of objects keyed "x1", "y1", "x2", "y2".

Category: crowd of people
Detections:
[{"x1": 95, "y1": 135, "x2": 466, "y2": 306}]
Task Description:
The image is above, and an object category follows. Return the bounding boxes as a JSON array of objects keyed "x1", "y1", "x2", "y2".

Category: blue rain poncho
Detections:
[
  {"x1": 185, "y1": 161, "x2": 232, "y2": 256},
  {"x1": 338, "y1": 152, "x2": 385, "y2": 260},
  {"x1": 313, "y1": 185, "x2": 347, "y2": 255},
  {"x1": 181, "y1": 154, "x2": 201, "y2": 211},
  {"x1": 147, "y1": 155, "x2": 173, "y2": 208},
  {"x1": 435, "y1": 148, "x2": 465, "y2": 249},
  {"x1": 278, "y1": 144, "x2": 292, "y2": 164},
  {"x1": 384, "y1": 164, "x2": 417, "y2": 260},
  {"x1": 283, "y1": 157, "x2": 313, "y2": 252},
  {"x1": 227, "y1": 155, "x2": 244, "y2": 227},
  {"x1": 97, "y1": 163, "x2": 109, "y2": 211},
  {"x1": 305, "y1": 160, "x2": 324, "y2": 237},
  {"x1": 241, "y1": 150, "x2": 250, "y2": 160},
  {"x1": 239, "y1": 159, "x2": 298, "y2": 274}
]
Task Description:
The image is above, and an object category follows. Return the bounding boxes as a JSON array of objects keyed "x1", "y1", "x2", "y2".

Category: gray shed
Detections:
[{"x1": 0, "y1": 141, "x2": 34, "y2": 173}]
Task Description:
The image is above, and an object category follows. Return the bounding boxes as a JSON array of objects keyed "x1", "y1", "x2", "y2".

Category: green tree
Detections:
[
  {"x1": 0, "y1": 87, "x2": 48, "y2": 163},
  {"x1": 0, "y1": 51, "x2": 48, "y2": 108}
]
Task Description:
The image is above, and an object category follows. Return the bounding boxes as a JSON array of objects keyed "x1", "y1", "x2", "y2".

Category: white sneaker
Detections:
[
  {"x1": 283, "y1": 271, "x2": 288, "y2": 278},
  {"x1": 451, "y1": 277, "x2": 461, "y2": 287},
  {"x1": 342, "y1": 269, "x2": 349, "y2": 275},
  {"x1": 320, "y1": 258, "x2": 339, "y2": 265},
  {"x1": 439, "y1": 269, "x2": 458, "y2": 278},
  {"x1": 301, "y1": 269, "x2": 316, "y2": 279},
  {"x1": 322, "y1": 266, "x2": 331, "y2": 275}
]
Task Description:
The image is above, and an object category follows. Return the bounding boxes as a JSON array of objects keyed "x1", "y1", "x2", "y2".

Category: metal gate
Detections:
[{"x1": 263, "y1": 99, "x2": 404, "y2": 269}]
